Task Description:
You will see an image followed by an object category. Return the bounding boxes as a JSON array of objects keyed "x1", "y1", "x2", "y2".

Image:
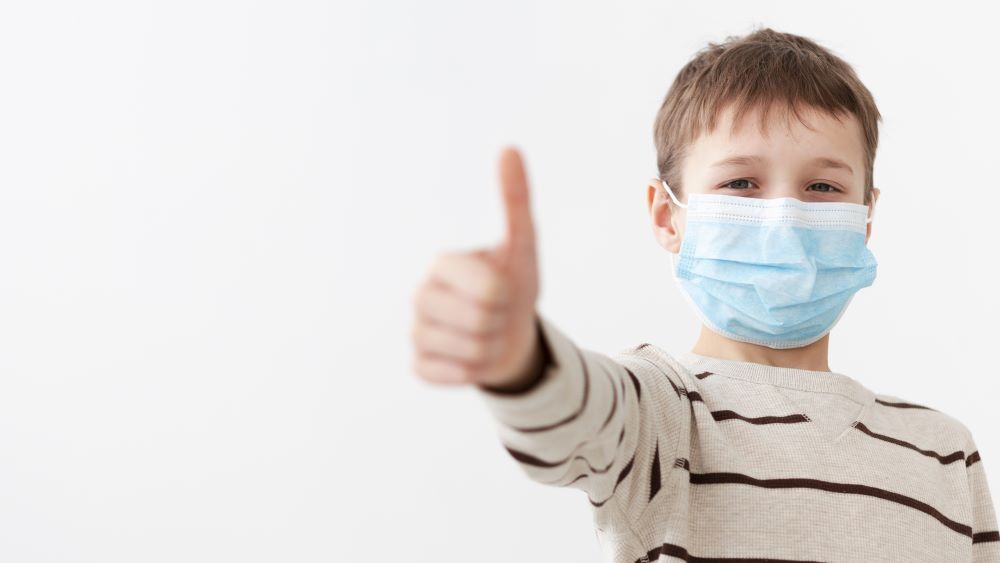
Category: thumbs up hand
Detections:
[{"x1": 411, "y1": 147, "x2": 543, "y2": 389}]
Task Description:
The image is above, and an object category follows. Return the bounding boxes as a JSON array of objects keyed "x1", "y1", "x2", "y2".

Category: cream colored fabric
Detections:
[{"x1": 475, "y1": 313, "x2": 1000, "y2": 563}]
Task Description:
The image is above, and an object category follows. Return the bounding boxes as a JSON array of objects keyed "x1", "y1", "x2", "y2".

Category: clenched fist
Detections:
[{"x1": 410, "y1": 146, "x2": 544, "y2": 390}]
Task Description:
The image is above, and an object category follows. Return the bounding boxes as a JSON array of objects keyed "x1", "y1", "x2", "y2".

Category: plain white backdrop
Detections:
[{"x1": 0, "y1": 1, "x2": 998, "y2": 561}]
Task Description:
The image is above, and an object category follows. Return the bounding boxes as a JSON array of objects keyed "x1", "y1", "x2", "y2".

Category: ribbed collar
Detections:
[{"x1": 675, "y1": 351, "x2": 875, "y2": 406}]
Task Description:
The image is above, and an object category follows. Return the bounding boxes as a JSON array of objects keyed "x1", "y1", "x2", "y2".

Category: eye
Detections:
[
  {"x1": 807, "y1": 182, "x2": 841, "y2": 193},
  {"x1": 722, "y1": 178, "x2": 756, "y2": 190}
]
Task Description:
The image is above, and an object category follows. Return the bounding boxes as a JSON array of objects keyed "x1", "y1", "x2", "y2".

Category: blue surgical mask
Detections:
[{"x1": 659, "y1": 180, "x2": 877, "y2": 349}]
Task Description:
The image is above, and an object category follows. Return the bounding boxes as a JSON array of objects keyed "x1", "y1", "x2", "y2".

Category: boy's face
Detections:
[{"x1": 647, "y1": 102, "x2": 879, "y2": 253}]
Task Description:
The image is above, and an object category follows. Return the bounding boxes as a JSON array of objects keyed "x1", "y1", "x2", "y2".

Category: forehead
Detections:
[{"x1": 686, "y1": 101, "x2": 865, "y2": 169}]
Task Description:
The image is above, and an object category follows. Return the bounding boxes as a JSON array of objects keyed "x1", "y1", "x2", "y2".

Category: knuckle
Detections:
[
  {"x1": 410, "y1": 283, "x2": 425, "y2": 306},
  {"x1": 432, "y1": 250, "x2": 459, "y2": 273},
  {"x1": 430, "y1": 252, "x2": 448, "y2": 272},
  {"x1": 412, "y1": 283, "x2": 431, "y2": 311}
]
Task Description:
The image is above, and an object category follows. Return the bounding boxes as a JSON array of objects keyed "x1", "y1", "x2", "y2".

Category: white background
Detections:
[{"x1": 1, "y1": 1, "x2": 998, "y2": 562}]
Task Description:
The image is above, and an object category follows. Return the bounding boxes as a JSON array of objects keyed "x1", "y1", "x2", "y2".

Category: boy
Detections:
[{"x1": 410, "y1": 27, "x2": 999, "y2": 562}]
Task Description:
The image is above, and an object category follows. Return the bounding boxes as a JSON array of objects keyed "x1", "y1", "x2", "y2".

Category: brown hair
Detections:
[{"x1": 653, "y1": 26, "x2": 882, "y2": 204}]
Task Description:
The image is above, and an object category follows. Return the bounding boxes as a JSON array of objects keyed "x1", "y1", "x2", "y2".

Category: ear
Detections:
[
  {"x1": 647, "y1": 179, "x2": 684, "y2": 253},
  {"x1": 865, "y1": 186, "x2": 881, "y2": 244}
]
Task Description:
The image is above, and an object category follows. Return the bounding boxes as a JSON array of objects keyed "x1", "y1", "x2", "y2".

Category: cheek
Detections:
[{"x1": 674, "y1": 211, "x2": 687, "y2": 239}]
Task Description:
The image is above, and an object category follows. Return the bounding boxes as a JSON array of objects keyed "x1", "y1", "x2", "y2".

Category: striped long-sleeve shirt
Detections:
[{"x1": 474, "y1": 313, "x2": 1000, "y2": 563}]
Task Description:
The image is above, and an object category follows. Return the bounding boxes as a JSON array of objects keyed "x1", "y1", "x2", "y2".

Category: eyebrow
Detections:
[{"x1": 711, "y1": 154, "x2": 854, "y2": 175}]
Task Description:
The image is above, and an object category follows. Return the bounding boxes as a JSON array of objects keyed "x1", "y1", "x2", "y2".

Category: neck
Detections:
[{"x1": 690, "y1": 324, "x2": 831, "y2": 372}]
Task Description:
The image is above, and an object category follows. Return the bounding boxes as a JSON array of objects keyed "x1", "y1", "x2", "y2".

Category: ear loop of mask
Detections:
[
  {"x1": 654, "y1": 177, "x2": 687, "y2": 209},
  {"x1": 651, "y1": 178, "x2": 686, "y2": 275},
  {"x1": 653, "y1": 176, "x2": 876, "y2": 224}
]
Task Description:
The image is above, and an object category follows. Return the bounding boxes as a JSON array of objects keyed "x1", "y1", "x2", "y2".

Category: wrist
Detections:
[{"x1": 478, "y1": 315, "x2": 550, "y2": 394}]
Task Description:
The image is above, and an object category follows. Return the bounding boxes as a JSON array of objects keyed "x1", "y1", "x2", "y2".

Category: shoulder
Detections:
[
  {"x1": 870, "y1": 392, "x2": 976, "y2": 451},
  {"x1": 610, "y1": 342, "x2": 701, "y2": 395},
  {"x1": 871, "y1": 392, "x2": 961, "y2": 422}
]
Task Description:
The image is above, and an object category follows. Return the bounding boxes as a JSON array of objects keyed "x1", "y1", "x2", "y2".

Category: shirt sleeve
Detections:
[
  {"x1": 472, "y1": 311, "x2": 686, "y2": 509},
  {"x1": 966, "y1": 436, "x2": 1000, "y2": 562}
]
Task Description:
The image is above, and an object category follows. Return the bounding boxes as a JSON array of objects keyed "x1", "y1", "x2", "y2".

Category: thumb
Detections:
[{"x1": 496, "y1": 146, "x2": 538, "y2": 273}]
